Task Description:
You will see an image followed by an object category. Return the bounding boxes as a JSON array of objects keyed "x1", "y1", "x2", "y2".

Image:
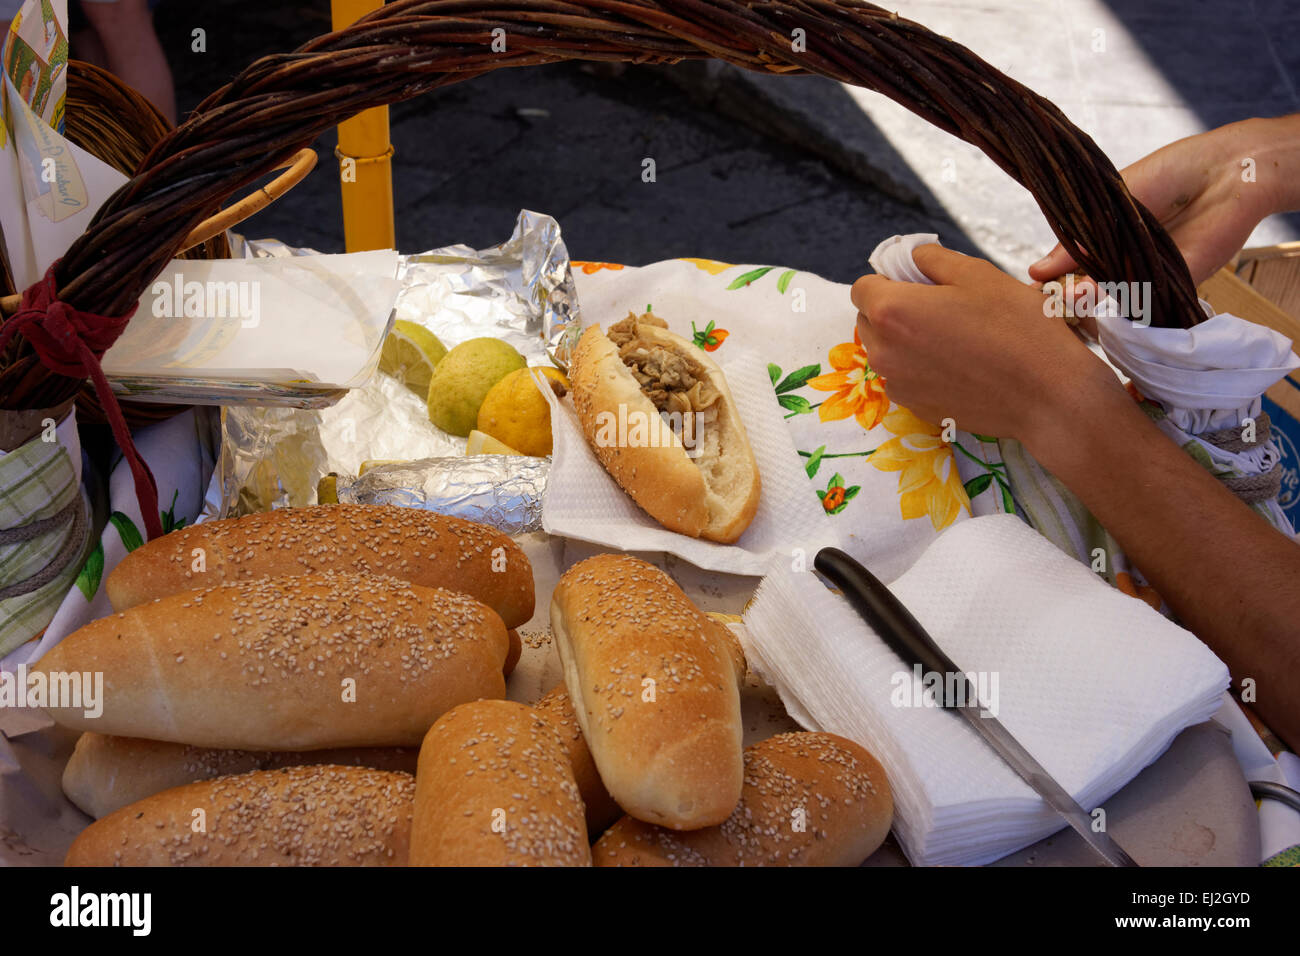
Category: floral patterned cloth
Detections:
[
  {"x1": 574, "y1": 253, "x2": 1300, "y2": 865},
  {"x1": 570, "y1": 257, "x2": 1013, "y2": 582}
]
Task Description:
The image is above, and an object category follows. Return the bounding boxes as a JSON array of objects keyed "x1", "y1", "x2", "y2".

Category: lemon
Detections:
[
  {"x1": 425, "y1": 337, "x2": 527, "y2": 437},
  {"x1": 379, "y1": 320, "x2": 446, "y2": 398},
  {"x1": 476, "y1": 366, "x2": 568, "y2": 457},
  {"x1": 465, "y1": 430, "x2": 524, "y2": 456}
]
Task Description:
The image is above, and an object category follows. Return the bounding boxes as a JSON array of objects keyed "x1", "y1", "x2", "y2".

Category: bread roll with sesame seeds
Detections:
[
  {"x1": 592, "y1": 732, "x2": 893, "y2": 866},
  {"x1": 534, "y1": 684, "x2": 623, "y2": 835},
  {"x1": 504, "y1": 628, "x2": 522, "y2": 677},
  {"x1": 104, "y1": 503, "x2": 535, "y2": 628},
  {"x1": 568, "y1": 318, "x2": 760, "y2": 543},
  {"x1": 62, "y1": 732, "x2": 420, "y2": 819},
  {"x1": 550, "y1": 554, "x2": 745, "y2": 830},
  {"x1": 409, "y1": 699, "x2": 591, "y2": 866},
  {"x1": 64, "y1": 765, "x2": 415, "y2": 866},
  {"x1": 35, "y1": 571, "x2": 510, "y2": 750}
]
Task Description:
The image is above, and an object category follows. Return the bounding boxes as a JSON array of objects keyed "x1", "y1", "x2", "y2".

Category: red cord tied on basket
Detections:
[{"x1": 1, "y1": 262, "x2": 162, "y2": 540}]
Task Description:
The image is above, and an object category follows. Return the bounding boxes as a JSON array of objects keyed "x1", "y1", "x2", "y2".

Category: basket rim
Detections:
[{"x1": 2, "y1": 0, "x2": 1204, "y2": 414}]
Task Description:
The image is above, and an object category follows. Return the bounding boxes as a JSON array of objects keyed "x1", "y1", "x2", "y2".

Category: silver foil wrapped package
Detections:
[
  {"x1": 203, "y1": 209, "x2": 578, "y2": 519},
  {"x1": 331, "y1": 456, "x2": 549, "y2": 535}
]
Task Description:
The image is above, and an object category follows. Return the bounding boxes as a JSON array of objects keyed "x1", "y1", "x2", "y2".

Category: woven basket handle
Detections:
[
  {"x1": 3, "y1": 0, "x2": 1205, "y2": 410},
  {"x1": 176, "y1": 148, "x2": 319, "y2": 254},
  {"x1": 0, "y1": 148, "x2": 317, "y2": 320}
]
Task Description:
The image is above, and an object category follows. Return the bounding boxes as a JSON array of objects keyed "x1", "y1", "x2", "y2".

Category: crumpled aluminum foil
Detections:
[
  {"x1": 201, "y1": 209, "x2": 578, "y2": 522},
  {"x1": 396, "y1": 208, "x2": 580, "y2": 368},
  {"x1": 332, "y1": 456, "x2": 549, "y2": 535}
]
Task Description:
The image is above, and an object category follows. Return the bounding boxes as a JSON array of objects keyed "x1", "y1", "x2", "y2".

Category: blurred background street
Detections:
[{"x1": 149, "y1": 0, "x2": 1300, "y2": 283}]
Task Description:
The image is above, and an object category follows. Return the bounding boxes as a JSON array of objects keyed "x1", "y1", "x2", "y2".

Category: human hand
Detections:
[
  {"x1": 853, "y1": 245, "x2": 1127, "y2": 446},
  {"x1": 1030, "y1": 117, "x2": 1297, "y2": 287}
]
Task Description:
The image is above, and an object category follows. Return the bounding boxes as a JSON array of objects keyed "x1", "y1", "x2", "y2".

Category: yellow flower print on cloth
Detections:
[
  {"x1": 678, "y1": 257, "x2": 734, "y2": 275},
  {"x1": 869, "y1": 407, "x2": 971, "y2": 532},
  {"x1": 806, "y1": 329, "x2": 890, "y2": 431}
]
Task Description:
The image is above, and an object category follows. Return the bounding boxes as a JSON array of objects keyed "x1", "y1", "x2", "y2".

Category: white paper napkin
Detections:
[
  {"x1": 103, "y1": 250, "x2": 402, "y2": 389},
  {"x1": 740, "y1": 513, "x2": 1229, "y2": 866},
  {"x1": 541, "y1": 349, "x2": 841, "y2": 575}
]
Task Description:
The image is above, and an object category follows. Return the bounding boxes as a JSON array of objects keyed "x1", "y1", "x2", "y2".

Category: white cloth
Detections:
[
  {"x1": 541, "y1": 351, "x2": 840, "y2": 576},
  {"x1": 565, "y1": 258, "x2": 1008, "y2": 584},
  {"x1": 869, "y1": 232, "x2": 1300, "y2": 434},
  {"x1": 1096, "y1": 307, "x2": 1300, "y2": 434},
  {"x1": 871, "y1": 232, "x2": 1297, "y2": 534},
  {"x1": 869, "y1": 233, "x2": 940, "y2": 284},
  {"x1": 741, "y1": 514, "x2": 1230, "y2": 866}
]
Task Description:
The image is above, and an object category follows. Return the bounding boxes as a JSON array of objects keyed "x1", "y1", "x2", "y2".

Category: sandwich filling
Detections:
[{"x1": 607, "y1": 312, "x2": 720, "y2": 452}]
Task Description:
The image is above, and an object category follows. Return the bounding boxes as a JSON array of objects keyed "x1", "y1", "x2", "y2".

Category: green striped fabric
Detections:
[
  {"x1": 0, "y1": 435, "x2": 90, "y2": 657},
  {"x1": 1264, "y1": 843, "x2": 1300, "y2": 867},
  {"x1": 998, "y1": 437, "x2": 1123, "y2": 585}
]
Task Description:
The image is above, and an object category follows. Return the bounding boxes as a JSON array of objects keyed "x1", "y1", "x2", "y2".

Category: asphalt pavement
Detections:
[
  {"x1": 674, "y1": 0, "x2": 1300, "y2": 272},
  {"x1": 153, "y1": 0, "x2": 977, "y2": 285},
  {"x1": 153, "y1": 0, "x2": 1299, "y2": 282}
]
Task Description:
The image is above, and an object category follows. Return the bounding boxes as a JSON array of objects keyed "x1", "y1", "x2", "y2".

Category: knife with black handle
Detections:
[{"x1": 813, "y1": 546, "x2": 1138, "y2": 867}]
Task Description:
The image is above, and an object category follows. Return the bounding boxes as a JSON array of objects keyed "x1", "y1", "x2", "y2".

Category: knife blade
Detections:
[{"x1": 813, "y1": 546, "x2": 1138, "y2": 867}]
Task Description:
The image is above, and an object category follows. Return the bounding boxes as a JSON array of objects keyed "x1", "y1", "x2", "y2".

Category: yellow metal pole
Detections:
[{"x1": 331, "y1": 0, "x2": 395, "y2": 251}]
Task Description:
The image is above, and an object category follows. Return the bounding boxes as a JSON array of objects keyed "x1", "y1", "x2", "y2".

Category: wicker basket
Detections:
[
  {"x1": 62, "y1": 59, "x2": 229, "y2": 428},
  {"x1": 0, "y1": 0, "x2": 1207, "y2": 534}
]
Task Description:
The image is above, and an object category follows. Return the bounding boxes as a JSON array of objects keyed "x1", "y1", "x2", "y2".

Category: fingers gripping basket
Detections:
[{"x1": 0, "y1": 0, "x2": 1207, "y2": 539}]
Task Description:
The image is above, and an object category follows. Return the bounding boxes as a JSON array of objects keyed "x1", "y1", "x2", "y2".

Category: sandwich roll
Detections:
[
  {"x1": 569, "y1": 312, "x2": 760, "y2": 542},
  {"x1": 534, "y1": 684, "x2": 622, "y2": 835},
  {"x1": 36, "y1": 571, "x2": 509, "y2": 750},
  {"x1": 65, "y1": 765, "x2": 414, "y2": 866},
  {"x1": 705, "y1": 612, "x2": 747, "y2": 680},
  {"x1": 550, "y1": 554, "x2": 745, "y2": 830},
  {"x1": 593, "y1": 732, "x2": 893, "y2": 866},
  {"x1": 504, "y1": 628, "x2": 522, "y2": 677},
  {"x1": 62, "y1": 732, "x2": 419, "y2": 819},
  {"x1": 105, "y1": 503, "x2": 534, "y2": 628},
  {"x1": 410, "y1": 699, "x2": 590, "y2": 866}
]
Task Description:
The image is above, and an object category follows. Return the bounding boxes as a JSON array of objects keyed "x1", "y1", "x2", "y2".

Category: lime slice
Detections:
[
  {"x1": 379, "y1": 320, "x2": 446, "y2": 398},
  {"x1": 359, "y1": 459, "x2": 403, "y2": 475},
  {"x1": 465, "y1": 429, "x2": 524, "y2": 456}
]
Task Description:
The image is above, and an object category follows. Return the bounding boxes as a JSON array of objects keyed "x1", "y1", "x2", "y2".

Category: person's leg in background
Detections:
[
  {"x1": 67, "y1": 1, "x2": 108, "y2": 68},
  {"x1": 76, "y1": 0, "x2": 175, "y2": 124}
]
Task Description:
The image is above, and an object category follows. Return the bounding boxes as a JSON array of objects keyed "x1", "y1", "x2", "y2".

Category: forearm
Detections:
[
  {"x1": 1024, "y1": 387, "x2": 1300, "y2": 750},
  {"x1": 851, "y1": 243, "x2": 1300, "y2": 745},
  {"x1": 80, "y1": 0, "x2": 175, "y2": 124},
  {"x1": 1250, "y1": 113, "x2": 1300, "y2": 215}
]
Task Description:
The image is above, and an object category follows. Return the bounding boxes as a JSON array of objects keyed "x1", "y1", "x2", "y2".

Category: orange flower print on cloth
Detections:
[
  {"x1": 806, "y1": 329, "x2": 889, "y2": 431},
  {"x1": 817, "y1": 472, "x2": 860, "y2": 515},
  {"x1": 691, "y1": 320, "x2": 729, "y2": 351},
  {"x1": 1115, "y1": 571, "x2": 1163, "y2": 612},
  {"x1": 869, "y1": 407, "x2": 970, "y2": 532},
  {"x1": 571, "y1": 261, "x2": 625, "y2": 274}
]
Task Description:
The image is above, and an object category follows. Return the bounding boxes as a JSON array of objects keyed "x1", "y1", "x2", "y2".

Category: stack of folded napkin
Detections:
[{"x1": 741, "y1": 514, "x2": 1229, "y2": 865}]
